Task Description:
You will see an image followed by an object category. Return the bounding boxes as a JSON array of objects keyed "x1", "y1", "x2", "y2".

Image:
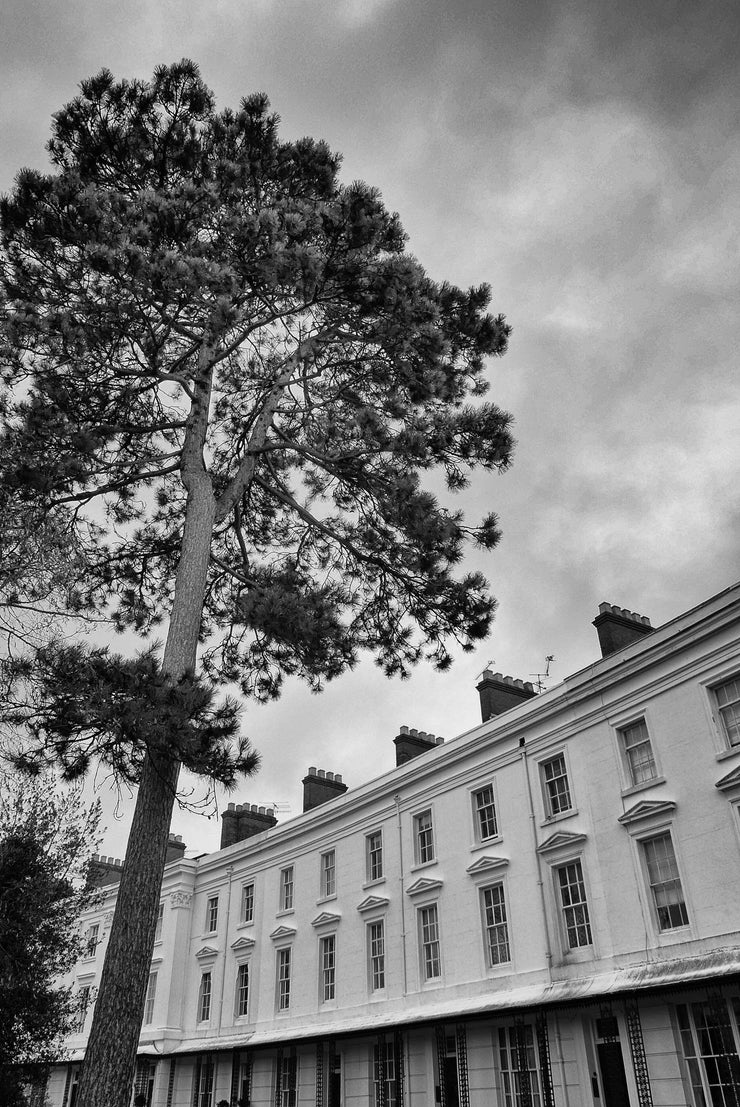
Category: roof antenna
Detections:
[
  {"x1": 530, "y1": 655, "x2": 555, "y2": 694},
  {"x1": 476, "y1": 660, "x2": 496, "y2": 681}
]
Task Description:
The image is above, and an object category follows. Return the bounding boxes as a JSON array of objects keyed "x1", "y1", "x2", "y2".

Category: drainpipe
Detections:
[
  {"x1": 520, "y1": 739, "x2": 554, "y2": 979},
  {"x1": 217, "y1": 866, "x2": 234, "y2": 1033},
  {"x1": 394, "y1": 794, "x2": 409, "y2": 996}
]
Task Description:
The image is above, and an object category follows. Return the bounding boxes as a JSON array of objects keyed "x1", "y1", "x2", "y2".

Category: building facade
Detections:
[{"x1": 47, "y1": 582, "x2": 740, "y2": 1107}]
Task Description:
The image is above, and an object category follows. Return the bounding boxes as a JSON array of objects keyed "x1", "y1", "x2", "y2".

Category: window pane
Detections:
[
  {"x1": 321, "y1": 851, "x2": 336, "y2": 898},
  {"x1": 281, "y1": 867, "x2": 294, "y2": 911},
  {"x1": 420, "y1": 904, "x2": 441, "y2": 979},
  {"x1": 542, "y1": 755, "x2": 572, "y2": 815},
  {"x1": 643, "y1": 834, "x2": 688, "y2": 930},
  {"x1": 621, "y1": 719, "x2": 657, "y2": 785},
  {"x1": 320, "y1": 935, "x2": 336, "y2": 1001},
  {"x1": 475, "y1": 785, "x2": 498, "y2": 840},
  {"x1": 482, "y1": 884, "x2": 511, "y2": 965},
  {"x1": 236, "y1": 963, "x2": 249, "y2": 1017},
  {"x1": 716, "y1": 677, "x2": 740, "y2": 746},
  {"x1": 416, "y1": 811, "x2": 435, "y2": 864},
  {"x1": 367, "y1": 832, "x2": 383, "y2": 881},
  {"x1": 369, "y1": 920, "x2": 386, "y2": 990},
  {"x1": 242, "y1": 883, "x2": 254, "y2": 924},
  {"x1": 278, "y1": 949, "x2": 291, "y2": 1010},
  {"x1": 556, "y1": 861, "x2": 592, "y2": 947}
]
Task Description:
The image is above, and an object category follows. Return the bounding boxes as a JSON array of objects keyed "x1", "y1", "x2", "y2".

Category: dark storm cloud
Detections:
[{"x1": 1, "y1": 0, "x2": 738, "y2": 851}]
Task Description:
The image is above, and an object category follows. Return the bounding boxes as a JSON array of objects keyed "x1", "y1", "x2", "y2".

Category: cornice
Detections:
[
  {"x1": 537, "y1": 831, "x2": 588, "y2": 855},
  {"x1": 617, "y1": 800, "x2": 677, "y2": 826},
  {"x1": 356, "y1": 895, "x2": 390, "y2": 914},
  {"x1": 405, "y1": 876, "x2": 443, "y2": 897},
  {"x1": 465, "y1": 855, "x2": 509, "y2": 875}
]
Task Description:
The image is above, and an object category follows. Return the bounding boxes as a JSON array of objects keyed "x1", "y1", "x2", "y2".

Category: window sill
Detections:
[
  {"x1": 410, "y1": 859, "x2": 438, "y2": 873},
  {"x1": 716, "y1": 747, "x2": 740, "y2": 762},
  {"x1": 621, "y1": 776, "x2": 666, "y2": 798},
  {"x1": 362, "y1": 877, "x2": 386, "y2": 890},
  {"x1": 275, "y1": 908, "x2": 295, "y2": 919},
  {"x1": 316, "y1": 893, "x2": 337, "y2": 906},
  {"x1": 540, "y1": 809, "x2": 578, "y2": 828},
  {"x1": 236, "y1": 920, "x2": 255, "y2": 931},
  {"x1": 470, "y1": 835, "x2": 503, "y2": 852}
]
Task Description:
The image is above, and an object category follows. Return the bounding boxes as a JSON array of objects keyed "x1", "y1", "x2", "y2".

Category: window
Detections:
[
  {"x1": 373, "y1": 1040, "x2": 397, "y2": 1107},
  {"x1": 277, "y1": 948, "x2": 291, "y2": 1011},
  {"x1": 642, "y1": 833, "x2": 688, "y2": 930},
  {"x1": 419, "y1": 904, "x2": 441, "y2": 980},
  {"x1": 366, "y1": 831, "x2": 383, "y2": 882},
  {"x1": 555, "y1": 860, "x2": 592, "y2": 948},
  {"x1": 320, "y1": 850, "x2": 336, "y2": 898},
  {"x1": 414, "y1": 810, "x2": 435, "y2": 865},
  {"x1": 677, "y1": 999, "x2": 740, "y2": 1106},
  {"x1": 498, "y1": 1024, "x2": 543, "y2": 1107},
  {"x1": 541, "y1": 754, "x2": 572, "y2": 817},
  {"x1": 198, "y1": 972, "x2": 212, "y2": 1022},
  {"x1": 194, "y1": 1056, "x2": 214, "y2": 1107},
  {"x1": 241, "y1": 882, "x2": 255, "y2": 924},
  {"x1": 143, "y1": 971, "x2": 157, "y2": 1025},
  {"x1": 84, "y1": 923, "x2": 99, "y2": 957},
  {"x1": 714, "y1": 675, "x2": 740, "y2": 747},
  {"x1": 280, "y1": 866, "x2": 294, "y2": 912},
  {"x1": 154, "y1": 902, "x2": 164, "y2": 943},
  {"x1": 75, "y1": 985, "x2": 91, "y2": 1032},
  {"x1": 235, "y1": 962, "x2": 250, "y2": 1018},
  {"x1": 368, "y1": 920, "x2": 386, "y2": 990},
  {"x1": 277, "y1": 1051, "x2": 297, "y2": 1107},
  {"x1": 473, "y1": 784, "x2": 498, "y2": 841},
  {"x1": 620, "y1": 719, "x2": 657, "y2": 785},
  {"x1": 320, "y1": 934, "x2": 336, "y2": 1002},
  {"x1": 205, "y1": 895, "x2": 219, "y2": 934},
  {"x1": 481, "y1": 883, "x2": 511, "y2": 966}
]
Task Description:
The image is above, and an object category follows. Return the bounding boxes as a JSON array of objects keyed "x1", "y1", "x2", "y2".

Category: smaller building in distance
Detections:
[{"x1": 47, "y1": 581, "x2": 740, "y2": 1107}]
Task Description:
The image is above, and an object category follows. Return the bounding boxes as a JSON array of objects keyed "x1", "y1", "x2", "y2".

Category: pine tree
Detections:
[
  {"x1": 0, "y1": 61, "x2": 514, "y2": 1106},
  {"x1": 0, "y1": 776, "x2": 100, "y2": 1106}
]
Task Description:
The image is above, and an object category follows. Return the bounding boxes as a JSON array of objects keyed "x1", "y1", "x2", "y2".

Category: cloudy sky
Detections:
[{"x1": 2, "y1": 0, "x2": 739, "y2": 856}]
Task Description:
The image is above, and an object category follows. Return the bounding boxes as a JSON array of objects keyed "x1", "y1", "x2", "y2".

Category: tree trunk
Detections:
[{"x1": 76, "y1": 473, "x2": 216, "y2": 1107}]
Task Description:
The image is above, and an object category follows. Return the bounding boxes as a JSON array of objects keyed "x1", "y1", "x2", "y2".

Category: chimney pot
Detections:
[
  {"x1": 317, "y1": 768, "x2": 326, "y2": 779},
  {"x1": 335, "y1": 774, "x2": 343, "y2": 784},
  {"x1": 400, "y1": 725, "x2": 409, "y2": 734},
  {"x1": 435, "y1": 737, "x2": 444, "y2": 745}
]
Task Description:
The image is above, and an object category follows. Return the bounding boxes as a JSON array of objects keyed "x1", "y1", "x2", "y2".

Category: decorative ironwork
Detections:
[
  {"x1": 376, "y1": 1035, "x2": 387, "y2": 1107},
  {"x1": 230, "y1": 1050, "x2": 240, "y2": 1106},
  {"x1": 166, "y1": 1058, "x2": 176, "y2": 1107},
  {"x1": 513, "y1": 1017, "x2": 534, "y2": 1107},
  {"x1": 535, "y1": 1011, "x2": 555, "y2": 1107},
  {"x1": 596, "y1": 1003, "x2": 619, "y2": 1043},
  {"x1": 455, "y1": 1024, "x2": 470, "y2": 1107},
  {"x1": 624, "y1": 999, "x2": 654, "y2": 1107},
  {"x1": 275, "y1": 1048, "x2": 284, "y2": 1107},
  {"x1": 706, "y1": 988, "x2": 740, "y2": 1107},
  {"x1": 435, "y1": 1025, "x2": 447, "y2": 1107},
  {"x1": 327, "y1": 1040, "x2": 338, "y2": 1107},
  {"x1": 61, "y1": 1067, "x2": 73, "y2": 1107},
  {"x1": 192, "y1": 1055, "x2": 202, "y2": 1107},
  {"x1": 316, "y1": 1041, "x2": 324, "y2": 1107},
  {"x1": 394, "y1": 1030, "x2": 405, "y2": 1107}
]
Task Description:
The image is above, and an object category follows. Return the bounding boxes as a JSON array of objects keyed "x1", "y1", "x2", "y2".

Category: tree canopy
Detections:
[
  {"x1": 0, "y1": 60, "x2": 514, "y2": 1107},
  {"x1": 0, "y1": 776, "x2": 100, "y2": 1106}
]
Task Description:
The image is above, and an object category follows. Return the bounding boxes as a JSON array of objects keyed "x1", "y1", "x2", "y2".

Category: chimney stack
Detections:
[
  {"x1": 86, "y1": 854, "x2": 124, "y2": 888},
  {"x1": 220, "y1": 803, "x2": 278, "y2": 849},
  {"x1": 476, "y1": 672, "x2": 537, "y2": 723},
  {"x1": 592, "y1": 603, "x2": 653, "y2": 658},
  {"x1": 393, "y1": 727, "x2": 444, "y2": 767},
  {"x1": 302, "y1": 767, "x2": 348, "y2": 813},
  {"x1": 165, "y1": 833, "x2": 186, "y2": 865}
]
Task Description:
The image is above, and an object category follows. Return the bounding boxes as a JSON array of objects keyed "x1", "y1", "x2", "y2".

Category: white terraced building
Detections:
[{"x1": 43, "y1": 581, "x2": 740, "y2": 1107}]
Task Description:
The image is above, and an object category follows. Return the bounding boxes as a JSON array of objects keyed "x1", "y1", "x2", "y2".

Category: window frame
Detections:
[
  {"x1": 197, "y1": 971, "x2": 212, "y2": 1023},
  {"x1": 711, "y1": 673, "x2": 740, "y2": 750},
  {"x1": 277, "y1": 1050, "x2": 298, "y2": 1107},
  {"x1": 366, "y1": 830, "x2": 384, "y2": 883},
  {"x1": 413, "y1": 809, "x2": 436, "y2": 866},
  {"x1": 418, "y1": 902, "x2": 442, "y2": 982},
  {"x1": 472, "y1": 782, "x2": 500, "y2": 843},
  {"x1": 539, "y1": 751, "x2": 574, "y2": 820},
  {"x1": 553, "y1": 857, "x2": 593, "y2": 950},
  {"x1": 279, "y1": 866, "x2": 295, "y2": 913},
  {"x1": 154, "y1": 902, "x2": 164, "y2": 943},
  {"x1": 235, "y1": 961, "x2": 250, "y2": 1019},
  {"x1": 368, "y1": 918, "x2": 386, "y2": 992},
  {"x1": 143, "y1": 970, "x2": 157, "y2": 1025},
  {"x1": 319, "y1": 933, "x2": 336, "y2": 1003},
  {"x1": 617, "y1": 716, "x2": 659, "y2": 789},
  {"x1": 639, "y1": 830, "x2": 690, "y2": 933},
  {"x1": 480, "y1": 881, "x2": 511, "y2": 968},
  {"x1": 205, "y1": 895, "x2": 219, "y2": 935},
  {"x1": 84, "y1": 922, "x2": 100, "y2": 958},
  {"x1": 75, "y1": 984, "x2": 91, "y2": 1032},
  {"x1": 241, "y1": 881, "x2": 255, "y2": 925},
  {"x1": 276, "y1": 947, "x2": 292, "y2": 1012},
  {"x1": 320, "y1": 849, "x2": 336, "y2": 900}
]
